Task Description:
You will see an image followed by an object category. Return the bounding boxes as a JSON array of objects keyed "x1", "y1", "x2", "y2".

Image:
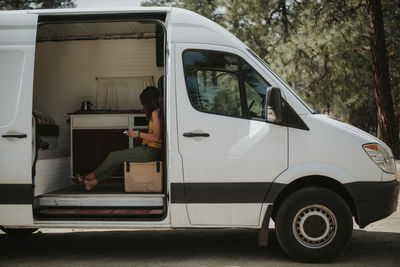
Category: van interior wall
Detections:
[{"x1": 33, "y1": 38, "x2": 163, "y2": 152}]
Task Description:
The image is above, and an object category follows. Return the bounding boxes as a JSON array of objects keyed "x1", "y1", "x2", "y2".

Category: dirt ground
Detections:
[{"x1": 0, "y1": 227, "x2": 399, "y2": 266}]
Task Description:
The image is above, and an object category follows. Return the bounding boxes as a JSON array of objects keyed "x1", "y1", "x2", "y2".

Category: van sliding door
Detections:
[{"x1": 0, "y1": 13, "x2": 38, "y2": 227}]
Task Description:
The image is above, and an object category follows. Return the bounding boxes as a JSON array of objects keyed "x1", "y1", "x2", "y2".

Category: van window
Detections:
[
  {"x1": 183, "y1": 50, "x2": 242, "y2": 117},
  {"x1": 243, "y1": 62, "x2": 269, "y2": 119},
  {"x1": 183, "y1": 50, "x2": 270, "y2": 119},
  {"x1": 0, "y1": 51, "x2": 24, "y2": 127}
]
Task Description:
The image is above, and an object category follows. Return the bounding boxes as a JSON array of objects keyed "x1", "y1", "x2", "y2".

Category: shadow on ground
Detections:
[{"x1": 0, "y1": 229, "x2": 399, "y2": 266}]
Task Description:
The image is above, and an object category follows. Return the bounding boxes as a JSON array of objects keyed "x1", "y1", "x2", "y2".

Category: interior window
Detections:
[{"x1": 196, "y1": 69, "x2": 242, "y2": 116}]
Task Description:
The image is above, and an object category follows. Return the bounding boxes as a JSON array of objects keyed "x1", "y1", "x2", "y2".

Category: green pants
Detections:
[{"x1": 93, "y1": 145, "x2": 161, "y2": 183}]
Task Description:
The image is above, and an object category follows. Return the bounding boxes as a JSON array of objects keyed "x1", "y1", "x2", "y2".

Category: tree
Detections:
[
  {"x1": 142, "y1": 0, "x2": 399, "y2": 155},
  {"x1": 142, "y1": 0, "x2": 222, "y2": 22},
  {"x1": 0, "y1": 0, "x2": 75, "y2": 10},
  {"x1": 382, "y1": 0, "x2": 400, "y2": 145},
  {"x1": 366, "y1": 0, "x2": 399, "y2": 157}
]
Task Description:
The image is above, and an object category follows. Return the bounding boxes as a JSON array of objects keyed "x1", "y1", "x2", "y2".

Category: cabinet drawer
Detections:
[{"x1": 71, "y1": 115, "x2": 129, "y2": 128}]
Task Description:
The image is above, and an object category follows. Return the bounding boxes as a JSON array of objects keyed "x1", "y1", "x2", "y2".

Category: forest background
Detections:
[{"x1": 1, "y1": 0, "x2": 399, "y2": 156}]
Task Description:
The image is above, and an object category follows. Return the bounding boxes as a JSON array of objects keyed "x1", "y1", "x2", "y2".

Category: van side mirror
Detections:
[{"x1": 265, "y1": 86, "x2": 283, "y2": 123}]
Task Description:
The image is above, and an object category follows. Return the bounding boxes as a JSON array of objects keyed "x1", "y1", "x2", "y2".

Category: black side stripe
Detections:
[
  {"x1": 0, "y1": 183, "x2": 284, "y2": 205},
  {"x1": 171, "y1": 182, "x2": 273, "y2": 203},
  {"x1": 0, "y1": 184, "x2": 32, "y2": 204}
]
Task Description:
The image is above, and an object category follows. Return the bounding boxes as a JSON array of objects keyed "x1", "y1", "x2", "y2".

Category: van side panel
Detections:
[{"x1": 0, "y1": 13, "x2": 38, "y2": 227}]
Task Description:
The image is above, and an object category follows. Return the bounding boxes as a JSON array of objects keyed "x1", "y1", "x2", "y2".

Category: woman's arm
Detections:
[{"x1": 128, "y1": 109, "x2": 161, "y2": 142}]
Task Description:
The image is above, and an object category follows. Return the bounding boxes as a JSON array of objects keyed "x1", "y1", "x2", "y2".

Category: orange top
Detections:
[{"x1": 141, "y1": 119, "x2": 161, "y2": 149}]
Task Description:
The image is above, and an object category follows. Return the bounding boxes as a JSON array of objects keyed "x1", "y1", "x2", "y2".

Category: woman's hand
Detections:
[{"x1": 127, "y1": 130, "x2": 139, "y2": 139}]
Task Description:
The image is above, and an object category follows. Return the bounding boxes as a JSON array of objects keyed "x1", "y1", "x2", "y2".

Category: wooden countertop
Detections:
[{"x1": 69, "y1": 110, "x2": 145, "y2": 115}]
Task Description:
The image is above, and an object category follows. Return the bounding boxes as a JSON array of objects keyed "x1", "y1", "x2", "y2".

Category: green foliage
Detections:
[
  {"x1": 141, "y1": 0, "x2": 177, "y2": 7},
  {"x1": 143, "y1": 0, "x2": 399, "y2": 135},
  {"x1": 142, "y1": 0, "x2": 222, "y2": 22},
  {"x1": 0, "y1": 0, "x2": 76, "y2": 9}
]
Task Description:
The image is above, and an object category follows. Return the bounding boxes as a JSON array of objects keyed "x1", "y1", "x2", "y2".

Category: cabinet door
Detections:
[
  {"x1": 100, "y1": 130, "x2": 129, "y2": 176},
  {"x1": 73, "y1": 130, "x2": 101, "y2": 174},
  {"x1": 73, "y1": 129, "x2": 129, "y2": 176}
]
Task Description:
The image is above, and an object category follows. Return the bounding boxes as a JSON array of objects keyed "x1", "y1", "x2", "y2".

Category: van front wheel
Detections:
[{"x1": 275, "y1": 187, "x2": 353, "y2": 263}]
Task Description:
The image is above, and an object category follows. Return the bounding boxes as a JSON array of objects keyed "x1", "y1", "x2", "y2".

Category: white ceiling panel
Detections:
[{"x1": 37, "y1": 21, "x2": 158, "y2": 41}]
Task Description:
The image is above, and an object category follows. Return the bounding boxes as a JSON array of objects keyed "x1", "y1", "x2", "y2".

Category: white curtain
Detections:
[{"x1": 96, "y1": 76, "x2": 155, "y2": 110}]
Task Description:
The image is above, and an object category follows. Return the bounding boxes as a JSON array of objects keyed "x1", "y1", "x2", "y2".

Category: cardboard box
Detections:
[{"x1": 124, "y1": 161, "x2": 162, "y2": 193}]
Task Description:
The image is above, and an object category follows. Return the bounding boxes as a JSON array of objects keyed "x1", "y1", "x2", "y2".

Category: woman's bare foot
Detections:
[
  {"x1": 83, "y1": 178, "x2": 98, "y2": 191},
  {"x1": 75, "y1": 174, "x2": 85, "y2": 184},
  {"x1": 85, "y1": 172, "x2": 96, "y2": 180}
]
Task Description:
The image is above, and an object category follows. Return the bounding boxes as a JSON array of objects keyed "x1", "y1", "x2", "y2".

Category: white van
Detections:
[{"x1": 0, "y1": 7, "x2": 398, "y2": 262}]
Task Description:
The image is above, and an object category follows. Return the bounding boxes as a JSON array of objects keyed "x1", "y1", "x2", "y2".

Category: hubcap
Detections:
[{"x1": 292, "y1": 205, "x2": 337, "y2": 249}]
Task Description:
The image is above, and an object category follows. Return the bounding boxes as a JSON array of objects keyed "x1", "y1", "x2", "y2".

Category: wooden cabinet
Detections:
[
  {"x1": 71, "y1": 113, "x2": 147, "y2": 176},
  {"x1": 72, "y1": 129, "x2": 129, "y2": 175}
]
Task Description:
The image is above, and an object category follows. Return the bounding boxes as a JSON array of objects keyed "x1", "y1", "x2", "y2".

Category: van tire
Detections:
[
  {"x1": 1, "y1": 227, "x2": 38, "y2": 236},
  {"x1": 275, "y1": 187, "x2": 353, "y2": 263}
]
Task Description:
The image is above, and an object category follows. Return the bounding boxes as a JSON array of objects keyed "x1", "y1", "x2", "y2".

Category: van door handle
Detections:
[
  {"x1": 183, "y1": 132, "x2": 210, "y2": 137},
  {"x1": 1, "y1": 133, "x2": 27, "y2": 139}
]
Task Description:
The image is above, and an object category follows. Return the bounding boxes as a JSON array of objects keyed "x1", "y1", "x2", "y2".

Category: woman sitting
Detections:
[{"x1": 76, "y1": 86, "x2": 162, "y2": 191}]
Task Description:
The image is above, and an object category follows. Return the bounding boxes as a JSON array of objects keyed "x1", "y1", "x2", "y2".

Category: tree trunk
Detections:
[
  {"x1": 279, "y1": 0, "x2": 289, "y2": 41},
  {"x1": 366, "y1": 0, "x2": 400, "y2": 158}
]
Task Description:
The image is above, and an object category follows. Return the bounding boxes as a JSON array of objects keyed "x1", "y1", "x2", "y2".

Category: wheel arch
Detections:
[{"x1": 269, "y1": 175, "x2": 358, "y2": 224}]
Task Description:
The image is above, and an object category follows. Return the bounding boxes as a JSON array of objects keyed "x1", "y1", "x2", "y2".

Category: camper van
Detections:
[{"x1": 0, "y1": 7, "x2": 398, "y2": 262}]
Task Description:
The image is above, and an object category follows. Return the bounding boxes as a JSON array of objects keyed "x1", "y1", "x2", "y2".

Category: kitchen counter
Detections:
[{"x1": 69, "y1": 110, "x2": 144, "y2": 115}]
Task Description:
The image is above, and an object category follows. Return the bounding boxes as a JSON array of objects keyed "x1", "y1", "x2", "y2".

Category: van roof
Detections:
[
  {"x1": 0, "y1": 7, "x2": 171, "y2": 15},
  {"x1": 0, "y1": 7, "x2": 246, "y2": 51}
]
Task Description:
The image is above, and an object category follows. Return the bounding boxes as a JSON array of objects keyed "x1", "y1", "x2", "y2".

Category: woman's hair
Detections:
[{"x1": 140, "y1": 86, "x2": 160, "y2": 121}]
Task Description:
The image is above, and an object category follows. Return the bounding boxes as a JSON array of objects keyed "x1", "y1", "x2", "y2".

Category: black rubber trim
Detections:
[
  {"x1": 258, "y1": 204, "x2": 274, "y2": 246},
  {"x1": 284, "y1": 99, "x2": 309, "y2": 130},
  {"x1": 171, "y1": 182, "x2": 272, "y2": 203},
  {"x1": 345, "y1": 180, "x2": 399, "y2": 228},
  {"x1": 0, "y1": 184, "x2": 32, "y2": 204},
  {"x1": 264, "y1": 182, "x2": 286, "y2": 203},
  {"x1": 38, "y1": 13, "x2": 166, "y2": 24}
]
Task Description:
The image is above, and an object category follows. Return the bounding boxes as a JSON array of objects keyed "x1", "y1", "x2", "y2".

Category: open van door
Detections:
[{"x1": 0, "y1": 13, "x2": 38, "y2": 226}]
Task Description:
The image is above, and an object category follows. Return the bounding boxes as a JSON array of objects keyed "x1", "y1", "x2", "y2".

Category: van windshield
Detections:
[{"x1": 246, "y1": 48, "x2": 315, "y2": 114}]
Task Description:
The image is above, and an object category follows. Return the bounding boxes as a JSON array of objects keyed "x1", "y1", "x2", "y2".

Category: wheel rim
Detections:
[{"x1": 292, "y1": 204, "x2": 337, "y2": 249}]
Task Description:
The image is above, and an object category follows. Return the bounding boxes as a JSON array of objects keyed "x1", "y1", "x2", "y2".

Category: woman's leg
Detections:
[{"x1": 94, "y1": 146, "x2": 160, "y2": 183}]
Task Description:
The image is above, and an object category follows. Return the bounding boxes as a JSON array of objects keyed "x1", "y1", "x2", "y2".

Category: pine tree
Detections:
[
  {"x1": 142, "y1": 0, "x2": 399, "y2": 154},
  {"x1": 366, "y1": 0, "x2": 399, "y2": 157}
]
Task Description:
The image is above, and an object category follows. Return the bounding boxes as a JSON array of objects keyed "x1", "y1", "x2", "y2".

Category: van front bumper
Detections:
[{"x1": 345, "y1": 180, "x2": 399, "y2": 228}]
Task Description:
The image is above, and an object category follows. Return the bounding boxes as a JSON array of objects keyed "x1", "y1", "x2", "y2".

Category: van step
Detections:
[
  {"x1": 38, "y1": 208, "x2": 164, "y2": 217},
  {"x1": 39, "y1": 194, "x2": 164, "y2": 207}
]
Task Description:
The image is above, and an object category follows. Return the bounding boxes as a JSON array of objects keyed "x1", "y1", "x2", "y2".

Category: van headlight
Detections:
[{"x1": 363, "y1": 143, "x2": 396, "y2": 174}]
